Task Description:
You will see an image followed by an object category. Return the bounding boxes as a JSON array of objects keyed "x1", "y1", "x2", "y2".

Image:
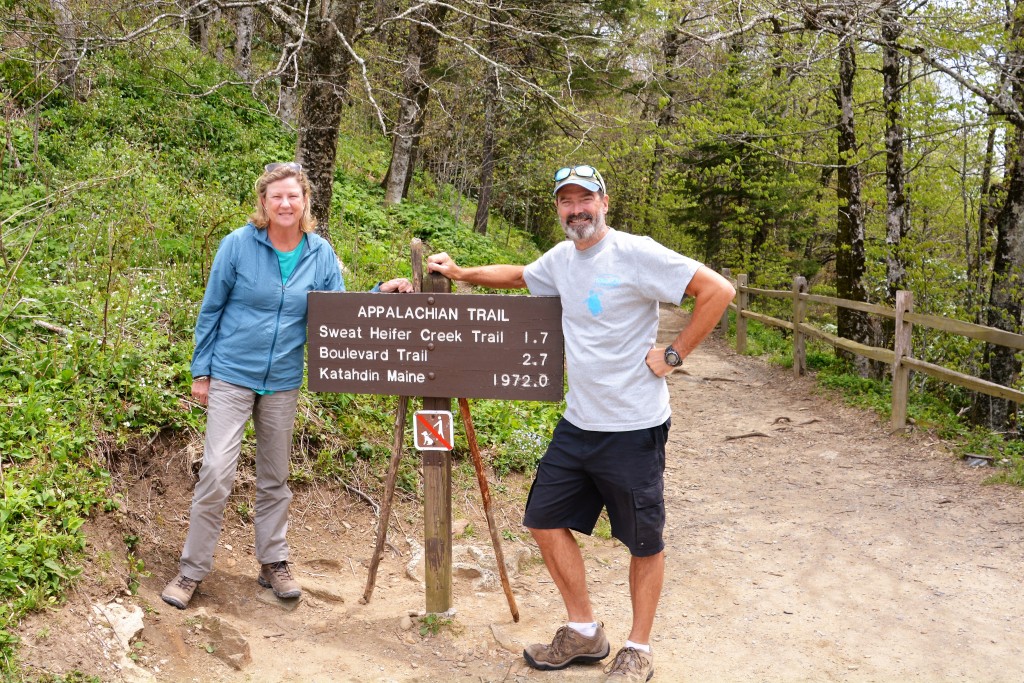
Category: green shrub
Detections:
[
  {"x1": 0, "y1": 462, "x2": 112, "y2": 668},
  {"x1": 466, "y1": 399, "x2": 562, "y2": 476},
  {"x1": 0, "y1": 36, "x2": 559, "y2": 680}
]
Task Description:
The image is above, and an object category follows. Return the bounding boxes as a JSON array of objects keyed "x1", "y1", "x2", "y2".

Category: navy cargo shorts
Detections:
[{"x1": 522, "y1": 417, "x2": 670, "y2": 557}]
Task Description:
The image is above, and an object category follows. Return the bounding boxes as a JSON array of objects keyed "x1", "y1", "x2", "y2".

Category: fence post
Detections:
[
  {"x1": 720, "y1": 268, "x2": 732, "y2": 339},
  {"x1": 735, "y1": 273, "x2": 748, "y2": 355},
  {"x1": 792, "y1": 276, "x2": 808, "y2": 376},
  {"x1": 891, "y1": 290, "x2": 914, "y2": 429}
]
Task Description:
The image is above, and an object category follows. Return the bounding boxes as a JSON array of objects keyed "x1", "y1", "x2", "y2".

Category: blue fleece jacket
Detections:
[{"x1": 190, "y1": 223, "x2": 344, "y2": 391}]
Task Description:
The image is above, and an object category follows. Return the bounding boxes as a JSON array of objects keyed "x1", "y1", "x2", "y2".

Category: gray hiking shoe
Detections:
[
  {"x1": 258, "y1": 560, "x2": 301, "y2": 599},
  {"x1": 604, "y1": 646, "x2": 654, "y2": 682},
  {"x1": 161, "y1": 573, "x2": 200, "y2": 609},
  {"x1": 523, "y1": 624, "x2": 610, "y2": 670}
]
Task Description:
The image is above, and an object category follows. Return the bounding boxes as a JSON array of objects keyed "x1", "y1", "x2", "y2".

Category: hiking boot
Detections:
[
  {"x1": 604, "y1": 646, "x2": 655, "y2": 682},
  {"x1": 258, "y1": 560, "x2": 301, "y2": 599},
  {"x1": 523, "y1": 624, "x2": 610, "y2": 670},
  {"x1": 161, "y1": 573, "x2": 200, "y2": 609}
]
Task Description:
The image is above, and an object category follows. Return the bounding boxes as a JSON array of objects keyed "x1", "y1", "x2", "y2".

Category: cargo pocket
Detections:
[{"x1": 632, "y1": 482, "x2": 665, "y2": 554}]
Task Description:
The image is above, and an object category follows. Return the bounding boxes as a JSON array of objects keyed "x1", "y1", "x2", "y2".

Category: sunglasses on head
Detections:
[
  {"x1": 264, "y1": 162, "x2": 303, "y2": 173},
  {"x1": 553, "y1": 165, "x2": 606, "y2": 193}
]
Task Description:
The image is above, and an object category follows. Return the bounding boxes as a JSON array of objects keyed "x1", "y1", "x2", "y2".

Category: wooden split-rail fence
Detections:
[{"x1": 718, "y1": 270, "x2": 1024, "y2": 429}]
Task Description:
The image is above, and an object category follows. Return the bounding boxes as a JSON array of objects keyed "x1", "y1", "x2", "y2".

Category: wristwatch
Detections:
[{"x1": 664, "y1": 345, "x2": 683, "y2": 367}]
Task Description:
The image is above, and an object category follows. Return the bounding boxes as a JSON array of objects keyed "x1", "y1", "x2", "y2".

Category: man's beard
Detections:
[{"x1": 562, "y1": 209, "x2": 605, "y2": 242}]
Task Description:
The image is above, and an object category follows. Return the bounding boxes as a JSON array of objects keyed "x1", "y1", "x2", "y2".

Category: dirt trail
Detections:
[{"x1": 18, "y1": 306, "x2": 1024, "y2": 682}]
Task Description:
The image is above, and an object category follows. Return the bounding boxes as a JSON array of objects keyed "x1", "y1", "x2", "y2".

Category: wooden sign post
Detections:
[
  {"x1": 308, "y1": 240, "x2": 563, "y2": 616},
  {"x1": 421, "y1": 267, "x2": 453, "y2": 613}
]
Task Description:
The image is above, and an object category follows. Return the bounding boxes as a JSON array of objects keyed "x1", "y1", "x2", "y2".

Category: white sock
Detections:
[
  {"x1": 625, "y1": 640, "x2": 651, "y2": 653},
  {"x1": 567, "y1": 621, "x2": 598, "y2": 638}
]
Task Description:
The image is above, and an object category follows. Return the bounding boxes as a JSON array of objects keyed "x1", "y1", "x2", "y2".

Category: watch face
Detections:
[{"x1": 665, "y1": 348, "x2": 682, "y2": 366}]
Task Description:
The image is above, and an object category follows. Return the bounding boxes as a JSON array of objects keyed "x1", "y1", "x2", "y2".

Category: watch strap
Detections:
[{"x1": 664, "y1": 345, "x2": 683, "y2": 367}]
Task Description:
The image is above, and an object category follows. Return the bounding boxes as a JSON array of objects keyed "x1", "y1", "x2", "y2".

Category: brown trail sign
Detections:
[
  {"x1": 307, "y1": 292, "x2": 563, "y2": 400},
  {"x1": 310, "y1": 240, "x2": 563, "y2": 619}
]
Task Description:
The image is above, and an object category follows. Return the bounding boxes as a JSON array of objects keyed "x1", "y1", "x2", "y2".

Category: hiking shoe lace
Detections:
[
  {"x1": 549, "y1": 627, "x2": 573, "y2": 656},
  {"x1": 523, "y1": 624, "x2": 610, "y2": 670},
  {"x1": 161, "y1": 573, "x2": 199, "y2": 610},
  {"x1": 604, "y1": 646, "x2": 654, "y2": 682},
  {"x1": 258, "y1": 560, "x2": 302, "y2": 599}
]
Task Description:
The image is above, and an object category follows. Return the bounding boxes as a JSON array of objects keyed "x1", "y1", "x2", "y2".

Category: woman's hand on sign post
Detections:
[{"x1": 379, "y1": 278, "x2": 414, "y2": 293}]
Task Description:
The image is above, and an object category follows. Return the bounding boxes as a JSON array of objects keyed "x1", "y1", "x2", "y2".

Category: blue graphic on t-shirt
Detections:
[{"x1": 587, "y1": 274, "x2": 622, "y2": 316}]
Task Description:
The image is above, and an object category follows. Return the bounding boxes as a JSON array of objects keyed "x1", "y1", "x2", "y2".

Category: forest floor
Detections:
[{"x1": 16, "y1": 306, "x2": 1024, "y2": 682}]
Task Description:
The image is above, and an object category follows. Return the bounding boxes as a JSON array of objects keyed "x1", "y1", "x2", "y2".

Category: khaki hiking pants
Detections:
[{"x1": 179, "y1": 378, "x2": 299, "y2": 580}]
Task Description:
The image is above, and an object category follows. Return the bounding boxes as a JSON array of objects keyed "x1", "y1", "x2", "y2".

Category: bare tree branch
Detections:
[{"x1": 902, "y1": 44, "x2": 1024, "y2": 127}]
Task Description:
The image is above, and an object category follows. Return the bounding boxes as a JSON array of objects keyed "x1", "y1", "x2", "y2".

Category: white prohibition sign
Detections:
[{"x1": 413, "y1": 410, "x2": 455, "y2": 451}]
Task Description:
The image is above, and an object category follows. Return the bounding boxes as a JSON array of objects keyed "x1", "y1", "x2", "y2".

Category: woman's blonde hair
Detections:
[{"x1": 249, "y1": 164, "x2": 317, "y2": 234}]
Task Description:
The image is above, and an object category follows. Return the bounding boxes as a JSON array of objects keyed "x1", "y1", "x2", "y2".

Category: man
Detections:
[{"x1": 427, "y1": 164, "x2": 734, "y2": 682}]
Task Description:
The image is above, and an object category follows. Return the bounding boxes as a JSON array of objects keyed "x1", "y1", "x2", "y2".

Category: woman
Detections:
[{"x1": 162, "y1": 162, "x2": 411, "y2": 609}]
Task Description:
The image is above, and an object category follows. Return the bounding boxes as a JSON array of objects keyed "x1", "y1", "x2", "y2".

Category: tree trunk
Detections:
[
  {"x1": 275, "y1": 18, "x2": 299, "y2": 127},
  {"x1": 881, "y1": 3, "x2": 909, "y2": 302},
  {"x1": 402, "y1": 104, "x2": 429, "y2": 198},
  {"x1": 50, "y1": 0, "x2": 78, "y2": 97},
  {"x1": 472, "y1": 75, "x2": 496, "y2": 235},
  {"x1": 385, "y1": 64, "x2": 435, "y2": 200},
  {"x1": 197, "y1": 6, "x2": 216, "y2": 54},
  {"x1": 234, "y1": 6, "x2": 255, "y2": 80},
  {"x1": 982, "y1": 140, "x2": 1024, "y2": 430},
  {"x1": 650, "y1": 13, "x2": 684, "y2": 189},
  {"x1": 976, "y1": 126, "x2": 998, "y2": 314},
  {"x1": 295, "y1": 1, "x2": 362, "y2": 239},
  {"x1": 184, "y1": 0, "x2": 203, "y2": 47},
  {"x1": 873, "y1": 2, "x2": 910, "y2": 380},
  {"x1": 834, "y1": 29, "x2": 871, "y2": 373},
  {"x1": 978, "y1": 5, "x2": 1024, "y2": 431},
  {"x1": 278, "y1": 48, "x2": 299, "y2": 126},
  {"x1": 383, "y1": 98, "x2": 419, "y2": 206},
  {"x1": 630, "y1": 10, "x2": 685, "y2": 234},
  {"x1": 973, "y1": 61, "x2": 1008, "y2": 321},
  {"x1": 383, "y1": 6, "x2": 447, "y2": 205},
  {"x1": 473, "y1": 8, "x2": 499, "y2": 235},
  {"x1": 382, "y1": 19, "x2": 424, "y2": 206}
]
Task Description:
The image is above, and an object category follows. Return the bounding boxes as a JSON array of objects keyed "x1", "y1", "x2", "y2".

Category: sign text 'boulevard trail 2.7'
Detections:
[{"x1": 307, "y1": 292, "x2": 564, "y2": 401}]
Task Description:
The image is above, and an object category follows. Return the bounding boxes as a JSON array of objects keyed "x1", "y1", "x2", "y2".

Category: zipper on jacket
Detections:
[
  {"x1": 260, "y1": 283, "x2": 286, "y2": 389},
  {"x1": 260, "y1": 236, "x2": 316, "y2": 389}
]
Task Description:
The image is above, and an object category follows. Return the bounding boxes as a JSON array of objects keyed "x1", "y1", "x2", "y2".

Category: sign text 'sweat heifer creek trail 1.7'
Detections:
[{"x1": 307, "y1": 292, "x2": 564, "y2": 401}]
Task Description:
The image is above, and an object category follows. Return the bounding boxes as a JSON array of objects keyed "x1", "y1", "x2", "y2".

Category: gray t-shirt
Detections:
[{"x1": 523, "y1": 228, "x2": 702, "y2": 432}]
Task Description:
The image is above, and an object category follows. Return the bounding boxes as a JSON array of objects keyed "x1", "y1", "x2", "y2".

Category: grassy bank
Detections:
[{"x1": 0, "y1": 41, "x2": 556, "y2": 676}]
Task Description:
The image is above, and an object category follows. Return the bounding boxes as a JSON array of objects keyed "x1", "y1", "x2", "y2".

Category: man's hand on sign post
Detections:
[
  {"x1": 427, "y1": 252, "x2": 463, "y2": 281},
  {"x1": 427, "y1": 252, "x2": 526, "y2": 290}
]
